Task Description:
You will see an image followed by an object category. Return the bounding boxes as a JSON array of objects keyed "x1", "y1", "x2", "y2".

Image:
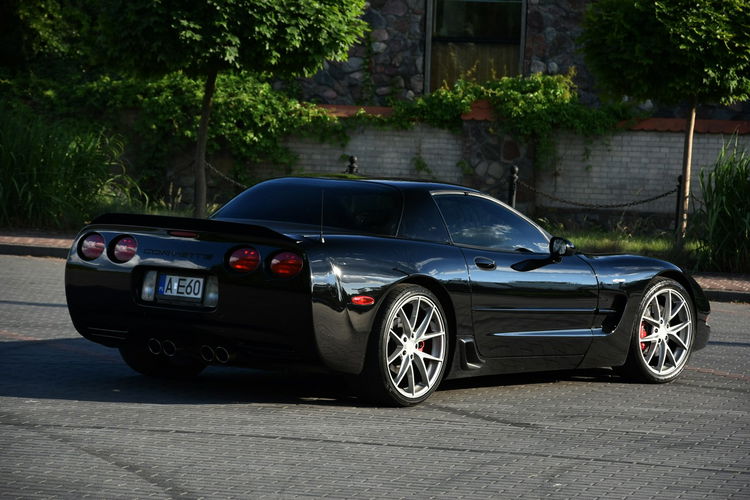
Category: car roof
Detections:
[{"x1": 268, "y1": 176, "x2": 480, "y2": 194}]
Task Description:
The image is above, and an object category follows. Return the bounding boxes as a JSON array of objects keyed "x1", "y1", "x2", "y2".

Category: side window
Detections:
[
  {"x1": 398, "y1": 190, "x2": 450, "y2": 243},
  {"x1": 434, "y1": 194, "x2": 548, "y2": 252}
]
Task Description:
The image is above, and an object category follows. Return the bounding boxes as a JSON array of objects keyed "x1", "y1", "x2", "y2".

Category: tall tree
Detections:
[
  {"x1": 94, "y1": 0, "x2": 367, "y2": 217},
  {"x1": 579, "y1": 0, "x2": 750, "y2": 243}
]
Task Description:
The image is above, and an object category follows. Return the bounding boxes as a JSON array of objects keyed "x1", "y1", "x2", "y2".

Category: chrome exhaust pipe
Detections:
[
  {"x1": 162, "y1": 340, "x2": 177, "y2": 357},
  {"x1": 162, "y1": 340, "x2": 178, "y2": 357},
  {"x1": 200, "y1": 345, "x2": 215, "y2": 363},
  {"x1": 147, "y1": 338, "x2": 162, "y2": 355},
  {"x1": 214, "y1": 346, "x2": 231, "y2": 364}
]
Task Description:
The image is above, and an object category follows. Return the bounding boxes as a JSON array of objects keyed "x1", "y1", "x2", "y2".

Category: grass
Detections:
[{"x1": 553, "y1": 229, "x2": 700, "y2": 269}]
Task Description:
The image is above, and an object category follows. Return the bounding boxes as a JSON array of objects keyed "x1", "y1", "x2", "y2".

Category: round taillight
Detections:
[
  {"x1": 79, "y1": 233, "x2": 105, "y2": 260},
  {"x1": 228, "y1": 247, "x2": 260, "y2": 272},
  {"x1": 269, "y1": 252, "x2": 303, "y2": 277},
  {"x1": 112, "y1": 236, "x2": 138, "y2": 263}
]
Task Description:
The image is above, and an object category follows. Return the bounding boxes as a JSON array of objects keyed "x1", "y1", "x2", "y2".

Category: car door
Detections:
[{"x1": 433, "y1": 192, "x2": 599, "y2": 360}]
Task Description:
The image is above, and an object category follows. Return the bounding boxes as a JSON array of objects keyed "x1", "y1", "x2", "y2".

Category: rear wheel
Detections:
[
  {"x1": 361, "y1": 285, "x2": 449, "y2": 406},
  {"x1": 619, "y1": 278, "x2": 694, "y2": 383},
  {"x1": 119, "y1": 340, "x2": 206, "y2": 378}
]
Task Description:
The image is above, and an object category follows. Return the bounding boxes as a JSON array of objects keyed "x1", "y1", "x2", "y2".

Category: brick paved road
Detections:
[{"x1": 1, "y1": 255, "x2": 748, "y2": 499}]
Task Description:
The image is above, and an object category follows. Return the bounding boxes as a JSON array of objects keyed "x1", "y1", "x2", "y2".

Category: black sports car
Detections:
[{"x1": 65, "y1": 177, "x2": 710, "y2": 406}]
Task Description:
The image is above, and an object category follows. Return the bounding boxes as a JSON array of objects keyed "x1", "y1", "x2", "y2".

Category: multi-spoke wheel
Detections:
[
  {"x1": 362, "y1": 285, "x2": 449, "y2": 406},
  {"x1": 619, "y1": 278, "x2": 694, "y2": 383}
]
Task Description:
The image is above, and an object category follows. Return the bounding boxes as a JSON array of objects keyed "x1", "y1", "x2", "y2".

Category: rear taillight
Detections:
[
  {"x1": 112, "y1": 236, "x2": 138, "y2": 263},
  {"x1": 228, "y1": 247, "x2": 260, "y2": 272},
  {"x1": 79, "y1": 233, "x2": 105, "y2": 260},
  {"x1": 269, "y1": 252, "x2": 303, "y2": 277}
]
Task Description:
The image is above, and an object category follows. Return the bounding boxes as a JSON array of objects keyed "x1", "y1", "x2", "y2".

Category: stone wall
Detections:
[
  {"x1": 523, "y1": 0, "x2": 597, "y2": 104},
  {"x1": 298, "y1": 0, "x2": 427, "y2": 105}
]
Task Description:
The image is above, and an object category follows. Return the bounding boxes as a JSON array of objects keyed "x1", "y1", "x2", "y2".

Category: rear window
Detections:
[{"x1": 213, "y1": 179, "x2": 402, "y2": 236}]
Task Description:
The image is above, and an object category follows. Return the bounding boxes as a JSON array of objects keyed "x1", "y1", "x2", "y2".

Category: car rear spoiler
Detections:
[{"x1": 87, "y1": 213, "x2": 301, "y2": 246}]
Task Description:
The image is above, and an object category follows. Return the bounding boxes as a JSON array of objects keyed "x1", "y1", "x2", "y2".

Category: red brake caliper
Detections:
[
  {"x1": 639, "y1": 323, "x2": 648, "y2": 351},
  {"x1": 417, "y1": 341, "x2": 425, "y2": 352}
]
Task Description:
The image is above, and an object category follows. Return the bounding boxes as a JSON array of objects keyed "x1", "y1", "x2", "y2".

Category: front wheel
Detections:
[
  {"x1": 361, "y1": 285, "x2": 449, "y2": 406},
  {"x1": 619, "y1": 278, "x2": 695, "y2": 383}
]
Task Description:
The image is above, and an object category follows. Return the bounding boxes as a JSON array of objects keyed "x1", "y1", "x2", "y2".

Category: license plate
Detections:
[{"x1": 157, "y1": 274, "x2": 204, "y2": 301}]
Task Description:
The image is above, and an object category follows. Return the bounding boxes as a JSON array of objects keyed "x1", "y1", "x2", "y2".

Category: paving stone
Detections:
[{"x1": 0, "y1": 254, "x2": 748, "y2": 498}]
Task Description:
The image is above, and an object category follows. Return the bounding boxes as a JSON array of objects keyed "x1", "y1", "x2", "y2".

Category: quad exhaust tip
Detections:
[
  {"x1": 200, "y1": 345, "x2": 215, "y2": 363},
  {"x1": 162, "y1": 340, "x2": 177, "y2": 357},
  {"x1": 147, "y1": 338, "x2": 162, "y2": 355},
  {"x1": 151, "y1": 340, "x2": 230, "y2": 364},
  {"x1": 214, "y1": 346, "x2": 230, "y2": 364}
]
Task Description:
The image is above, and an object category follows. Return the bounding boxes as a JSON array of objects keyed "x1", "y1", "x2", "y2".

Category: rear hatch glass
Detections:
[{"x1": 213, "y1": 179, "x2": 402, "y2": 237}]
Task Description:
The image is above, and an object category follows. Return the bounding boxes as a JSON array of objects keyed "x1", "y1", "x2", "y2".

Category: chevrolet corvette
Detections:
[{"x1": 65, "y1": 177, "x2": 710, "y2": 405}]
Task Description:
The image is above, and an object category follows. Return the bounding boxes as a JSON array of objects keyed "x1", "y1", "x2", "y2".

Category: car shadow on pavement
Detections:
[
  {"x1": 0, "y1": 338, "x2": 361, "y2": 406},
  {"x1": 0, "y1": 338, "x2": 629, "y2": 407}
]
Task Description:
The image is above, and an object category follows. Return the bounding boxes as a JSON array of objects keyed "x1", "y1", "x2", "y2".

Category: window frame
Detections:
[
  {"x1": 431, "y1": 189, "x2": 551, "y2": 253},
  {"x1": 424, "y1": 0, "x2": 527, "y2": 93}
]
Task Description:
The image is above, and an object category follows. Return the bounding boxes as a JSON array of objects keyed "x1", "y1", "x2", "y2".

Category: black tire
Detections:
[
  {"x1": 119, "y1": 341, "x2": 206, "y2": 378},
  {"x1": 360, "y1": 284, "x2": 450, "y2": 406},
  {"x1": 618, "y1": 278, "x2": 695, "y2": 383}
]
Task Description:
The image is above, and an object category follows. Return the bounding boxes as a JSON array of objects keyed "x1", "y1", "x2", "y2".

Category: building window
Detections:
[{"x1": 429, "y1": 0, "x2": 524, "y2": 89}]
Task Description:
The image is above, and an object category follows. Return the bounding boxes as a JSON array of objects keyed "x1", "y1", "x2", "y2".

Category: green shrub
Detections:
[
  {"x1": 695, "y1": 137, "x2": 750, "y2": 273},
  {"x1": 1, "y1": 70, "x2": 348, "y2": 199},
  {"x1": 0, "y1": 105, "x2": 127, "y2": 228},
  {"x1": 390, "y1": 70, "x2": 630, "y2": 166}
]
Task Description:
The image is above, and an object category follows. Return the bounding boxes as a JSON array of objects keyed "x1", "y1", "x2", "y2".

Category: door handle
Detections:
[{"x1": 474, "y1": 256, "x2": 496, "y2": 270}]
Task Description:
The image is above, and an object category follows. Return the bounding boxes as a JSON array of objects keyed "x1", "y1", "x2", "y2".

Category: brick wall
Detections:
[
  {"x1": 538, "y1": 131, "x2": 750, "y2": 214},
  {"x1": 285, "y1": 124, "x2": 464, "y2": 183},
  {"x1": 200, "y1": 120, "x2": 747, "y2": 226}
]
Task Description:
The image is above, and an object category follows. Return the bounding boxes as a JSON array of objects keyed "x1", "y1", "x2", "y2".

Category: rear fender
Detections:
[{"x1": 307, "y1": 236, "x2": 470, "y2": 374}]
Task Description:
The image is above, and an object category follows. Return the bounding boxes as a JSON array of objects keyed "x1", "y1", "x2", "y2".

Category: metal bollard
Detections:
[
  {"x1": 346, "y1": 156, "x2": 359, "y2": 174},
  {"x1": 508, "y1": 165, "x2": 519, "y2": 208}
]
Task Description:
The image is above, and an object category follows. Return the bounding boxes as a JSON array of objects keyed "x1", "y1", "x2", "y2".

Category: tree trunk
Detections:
[
  {"x1": 193, "y1": 69, "x2": 218, "y2": 219},
  {"x1": 676, "y1": 102, "x2": 697, "y2": 246}
]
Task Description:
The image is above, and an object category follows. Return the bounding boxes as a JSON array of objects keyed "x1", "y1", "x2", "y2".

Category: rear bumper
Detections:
[{"x1": 66, "y1": 259, "x2": 320, "y2": 367}]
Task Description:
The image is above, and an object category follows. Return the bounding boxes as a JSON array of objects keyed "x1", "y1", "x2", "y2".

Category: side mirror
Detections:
[{"x1": 549, "y1": 237, "x2": 576, "y2": 258}]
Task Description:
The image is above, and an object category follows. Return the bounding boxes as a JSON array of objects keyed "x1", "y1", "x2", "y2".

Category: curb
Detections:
[
  {"x1": 0, "y1": 244, "x2": 69, "y2": 259},
  {"x1": 702, "y1": 290, "x2": 750, "y2": 304}
]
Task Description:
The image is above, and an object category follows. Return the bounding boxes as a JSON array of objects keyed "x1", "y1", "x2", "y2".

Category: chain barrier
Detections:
[
  {"x1": 206, "y1": 162, "x2": 248, "y2": 189},
  {"x1": 206, "y1": 160, "x2": 678, "y2": 211},
  {"x1": 517, "y1": 179, "x2": 677, "y2": 209}
]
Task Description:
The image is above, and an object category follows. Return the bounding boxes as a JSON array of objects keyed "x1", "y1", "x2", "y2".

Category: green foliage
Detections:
[
  {"x1": 0, "y1": 0, "x2": 96, "y2": 71},
  {"x1": 1, "y1": 69, "x2": 348, "y2": 199},
  {"x1": 695, "y1": 138, "x2": 750, "y2": 273},
  {"x1": 580, "y1": 0, "x2": 750, "y2": 105},
  {"x1": 0, "y1": 105, "x2": 134, "y2": 228},
  {"x1": 412, "y1": 155, "x2": 432, "y2": 176},
  {"x1": 1, "y1": 66, "x2": 624, "y2": 223},
  {"x1": 391, "y1": 79, "x2": 478, "y2": 130},
  {"x1": 391, "y1": 71, "x2": 626, "y2": 167},
  {"x1": 94, "y1": 0, "x2": 368, "y2": 79},
  {"x1": 90, "y1": 0, "x2": 368, "y2": 216},
  {"x1": 483, "y1": 71, "x2": 625, "y2": 165}
]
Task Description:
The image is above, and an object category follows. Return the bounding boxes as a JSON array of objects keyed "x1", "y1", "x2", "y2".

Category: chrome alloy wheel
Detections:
[
  {"x1": 637, "y1": 286, "x2": 693, "y2": 377},
  {"x1": 385, "y1": 294, "x2": 447, "y2": 399}
]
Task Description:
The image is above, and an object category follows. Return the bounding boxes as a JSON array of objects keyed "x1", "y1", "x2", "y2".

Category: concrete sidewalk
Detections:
[{"x1": 1, "y1": 229, "x2": 748, "y2": 303}]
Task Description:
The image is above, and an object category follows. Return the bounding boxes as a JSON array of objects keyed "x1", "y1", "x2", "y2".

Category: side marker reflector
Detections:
[{"x1": 351, "y1": 295, "x2": 375, "y2": 306}]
